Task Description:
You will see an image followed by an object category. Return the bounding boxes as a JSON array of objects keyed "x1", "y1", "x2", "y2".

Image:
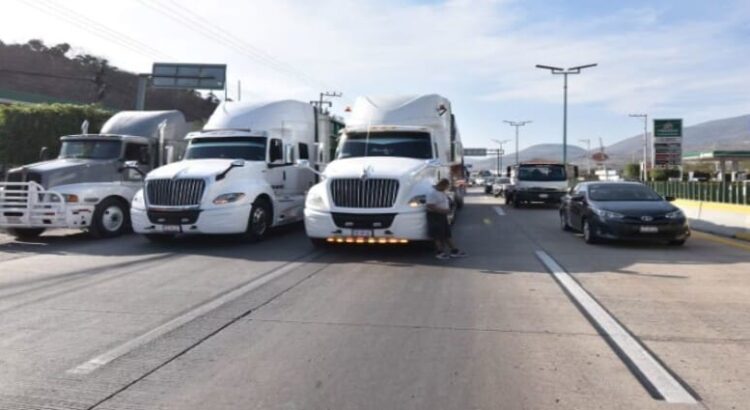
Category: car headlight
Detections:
[
  {"x1": 213, "y1": 193, "x2": 245, "y2": 205},
  {"x1": 665, "y1": 210, "x2": 685, "y2": 219},
  {"x1": 592, "y1": 208, "x2": 625, "y2": 220},
  {"x1": 61, "y1": 194, "x2": 79, "y2": 203},
  {"x1": 408, "y1": 195, "x2": 426, "y2": 208},
  {"x1": 306, "y1": 191, "x2": 326, "y2": 210}
]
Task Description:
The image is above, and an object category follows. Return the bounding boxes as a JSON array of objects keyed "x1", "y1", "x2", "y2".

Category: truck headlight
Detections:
[
  {"x1": 408, "y1": 195, "x2": 426, "y2": 208},
  {"x1": 306, "y1": 191, "x2": 326, "y2": 210},
  {"x1": 592, "y1": 208, "x2": 625, "y2": 220},
  {"x1": 665, "y1": 210, "x2": 684, "y2": 219},
  {"x1": 213, "y1": 193, "x2": 245, "y2": 205},
  {"x1": 61, "y1": 194, "x2": 79, "y2": 203}
]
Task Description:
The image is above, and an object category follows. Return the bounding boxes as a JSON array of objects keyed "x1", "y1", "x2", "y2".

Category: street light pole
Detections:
[
  {"x1": 629, "y1": 113, "x2": 648, "y2": 181},
  {"x1": 502, "y1": 121, "x2": 531, "y2": 166},
  {"x1": 579, "y1": 138, "x2": 591, "y2": 176},
  {"x1": 491, "y1": 139, "x2": 510, "y2": 174},
  {"x1": 536, "y1": 63, "x2": 597, "y2": 166}
]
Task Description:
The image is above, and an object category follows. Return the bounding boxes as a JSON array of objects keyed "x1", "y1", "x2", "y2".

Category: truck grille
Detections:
[
  {"x1": 146, "y1": 179, "x2": 205, "y2": 207},
  {"x1": 329, "y1": 178, "x2": 399, "y2": 208}
]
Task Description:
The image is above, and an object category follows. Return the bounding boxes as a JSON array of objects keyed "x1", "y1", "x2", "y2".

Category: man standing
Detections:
[{"x1": 426, "y1": 178, "x2": 466, "y2": 259}]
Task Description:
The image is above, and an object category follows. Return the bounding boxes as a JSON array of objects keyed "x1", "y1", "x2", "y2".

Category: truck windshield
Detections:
[
  {"x1": 185, "y1": 137, "x2": 267, "y2": 161},
  {"x1": 517, "y1": 164, "x2": 567, "y2": 181},
  {"x1": 59, "y1": 140, "x2": 122, "y2": 160},
  {"x1": 337, "y1": 132, "x2": 432, "y2": 159}
]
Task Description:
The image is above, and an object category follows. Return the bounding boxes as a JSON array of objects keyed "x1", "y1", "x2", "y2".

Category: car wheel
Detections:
[
  {"x1": 242, "y1": 198, "x2": 272, "y2": 242},
  {"x1": 7, "y1": 228, "x2": 45, "y2": 241},
  {"x1": 560, "y1": 211, "x2": 572, "y2": 231},
  {"x1": 144, "y1": 234, "x2": 176, "y2": 243},
  {"x1": 582, "y1": 219, "x2": 599, "y2": 244},
  {"x1": 89, "y1": 197, "x2": 130, "y2": 238},
  {"x1": 668, "y1": 239, "x2": 686, "y2": 246}
]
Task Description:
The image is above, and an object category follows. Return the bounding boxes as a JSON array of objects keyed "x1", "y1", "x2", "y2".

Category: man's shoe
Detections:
[
  {"x1": 436, "y1": 252, "x2": 450, "y2": 260},
  {"x1": 450, "y1": 249, "x2": 467, "y2": 258}
]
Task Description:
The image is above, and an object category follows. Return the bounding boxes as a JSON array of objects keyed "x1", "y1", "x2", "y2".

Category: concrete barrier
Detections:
[{"x1": 674, "y1": 199, "x2": 750, "y2": 241}]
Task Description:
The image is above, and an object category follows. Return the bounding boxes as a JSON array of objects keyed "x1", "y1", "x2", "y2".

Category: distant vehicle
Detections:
[
  {"x1": 505, "y1": 162, "x2": 576, "y2": 207},
  {"x1": 131, "y1": 100, "x2": 342, "y2": 242},
  {"x1": 0, "y1": 111, "x2": 188, "y2": 239},
  {"x1": 303, "y1": 94, "x2": 465, "y2": 246},
  {"x1": 559, "y1": 182, "x2": 690, "y2": 245},
  {"x1": 483, "y1": 176, "x2": 496, "y2": 194},
  {"x1": 492, "y1": 176, "x2": 511, "y2": 197}
]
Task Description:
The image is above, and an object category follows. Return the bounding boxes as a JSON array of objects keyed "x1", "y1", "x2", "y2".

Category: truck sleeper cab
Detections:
[
  {"x1": 0, "y1": 110, "x2": 187, "y2": 239},
  {"x1": 131, "y1": 100, "x2": 333, "y2": 242},
  {"x1": 304, "y1": 94, "x2": 464, "y2": 246}
]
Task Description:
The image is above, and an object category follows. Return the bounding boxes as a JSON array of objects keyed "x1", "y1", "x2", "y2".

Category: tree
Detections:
[{"x1": 623, "y1": 163, "x2": 641, "y2": 180}]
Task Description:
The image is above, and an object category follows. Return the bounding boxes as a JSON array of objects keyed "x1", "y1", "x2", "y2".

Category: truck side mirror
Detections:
[
  {"x1": 573, "y1": 166, "x2": 579, "y2": 179},
  {"x1": 284, "y1": 144, "x2": 295, "y2": 164},
  {"x1": 39, "y1": 146, "x2": 50, "y2": 161},
  {"x1": 121, "y1": 160, "x2": 145, "y2": 178},
  {"x1": 506, "y1": 166, "x2": 511, "y2": 177},
  {"x1": 295, "y1": 159, "x2": 323, "y2": 177},
  {"x1": 216, "y1": 159, "x2": 245, "y2": 181}
]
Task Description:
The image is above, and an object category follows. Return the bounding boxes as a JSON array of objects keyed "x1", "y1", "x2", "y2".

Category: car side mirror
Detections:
[
  {"x1": 571, "y1": 194, "x2": 585, "y2": 202},
  {"x1": 664, "y1": 195, "x2": 676, "y2": 202}
]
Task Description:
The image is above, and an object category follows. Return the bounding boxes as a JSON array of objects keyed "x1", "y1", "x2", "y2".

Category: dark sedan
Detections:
[{"x1": 560, "y1": 182, "x2": 690, "y2": 245}]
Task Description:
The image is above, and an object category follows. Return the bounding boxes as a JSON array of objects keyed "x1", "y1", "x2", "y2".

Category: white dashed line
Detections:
[
  {"x1": 493, "y1": 206, "x2": 505, "y2": 216},
  {"x1": 535, "y1": 250, "x2": 698, "y2": 404}
]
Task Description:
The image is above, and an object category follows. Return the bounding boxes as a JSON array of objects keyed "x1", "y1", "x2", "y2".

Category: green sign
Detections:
[{"x1": 654, "y1": 119, "x2": 683, "y2": 138}]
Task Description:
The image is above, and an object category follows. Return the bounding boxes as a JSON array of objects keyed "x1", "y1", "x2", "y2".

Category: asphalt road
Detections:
[{"x1": 1, "y1": 189, "x2": 748, "y2": 410}]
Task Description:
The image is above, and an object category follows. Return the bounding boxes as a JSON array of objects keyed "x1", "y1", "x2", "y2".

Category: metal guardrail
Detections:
[{"x1": 647, "y1": 181, "x2": 750, "y2": 205}]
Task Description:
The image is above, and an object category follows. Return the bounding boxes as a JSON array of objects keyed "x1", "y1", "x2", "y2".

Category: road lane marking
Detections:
[
  {"x1": 68, "y1": 253, "x2": 319, "y2": 375},
  {"x1": 493, "y1": 206, "x2": 505, "y2": 216},
  {"x1": 535, "y1": 250, "x2": 698, "y2": 404}
]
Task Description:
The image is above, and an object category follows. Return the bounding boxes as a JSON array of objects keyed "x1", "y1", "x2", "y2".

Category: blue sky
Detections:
[{"x1": 2, "y1": 0, "x2": 749, "y2": 153}]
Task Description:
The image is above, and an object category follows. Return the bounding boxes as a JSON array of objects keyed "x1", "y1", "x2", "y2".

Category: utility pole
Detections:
[
  {"x1": 135, "y1": 74, "x2": 150, "y2": 110},
  {"x1": 502, "y1": 121, "x2": 531, "y2": 166},
  {"x1": 312, "y1": 91, "x2": 342, "y2": 113},
  {"x1": 536, "y1": 63, "x2": 597, "y2": 166},
  {"x1": 629, "y1": 113, "x2": 649, "y2": 181},
  {"x1": 492, "y1": 139, "x2": 510, "y2": 174},
  {"x1": 579, "y1": 138, "x2": 591, "y2": 176}
]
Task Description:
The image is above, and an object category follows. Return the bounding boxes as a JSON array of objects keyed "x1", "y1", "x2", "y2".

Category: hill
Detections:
[
  {"x1": 0, "y1": 39, "x2": 217, "y2": 121},
  {"x1": 466, "y1": 143, "x2": 587, "y2": 171}
]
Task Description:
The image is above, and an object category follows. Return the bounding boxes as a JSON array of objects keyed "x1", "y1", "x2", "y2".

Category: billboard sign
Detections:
[
  {"x1": 653, "y1": 118, "x2": 683, "y2": 168},
  {"x1": 463, "y1": 148, "x2": 488, "y2": 157},
  {"x1": 151, "y1": 63, "x2": 227, "y2": 90}
]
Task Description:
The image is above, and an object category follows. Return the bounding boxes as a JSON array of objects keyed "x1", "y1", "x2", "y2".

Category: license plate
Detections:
[
  {"x1": 163, "y1": 225, "x2": 180, "y2": 233},
  {"x1": 640, "y1": 226, "x2": 658, "y2": 233},
  {"x1": 538, "y1": 193, "x2": 549, "y2": 199},
  {"x1": 352, "y1": 229, "x2": 372, "y2": 237}
]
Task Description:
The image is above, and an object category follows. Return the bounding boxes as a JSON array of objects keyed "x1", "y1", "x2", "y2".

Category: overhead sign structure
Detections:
[
  {"x1": 151, "y1": 63, "x2": 227, "y2": 90},
  {"x1": 653, "y1": 119, "x2": 683, "y2": 168},
  {"x1": 463, "y1": 148, "x2": 488, "y2": 157}
]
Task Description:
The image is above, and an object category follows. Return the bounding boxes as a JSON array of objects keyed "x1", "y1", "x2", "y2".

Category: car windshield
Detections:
[
  {"x1": 588, "y1": 184, "x2": 663, "y2": 201},
  {"x1": 185, "y1": 137, "x2": 267, "y2": 161},
  {"x1": 59, "y1": 140, "x2": 122, "y2": 160},
  {"x1": 517, "y1": 165, "x2": 567, "y2": 181},
  {"x1": 337, "y1": 132, "x2": 432, "y2": 159}
]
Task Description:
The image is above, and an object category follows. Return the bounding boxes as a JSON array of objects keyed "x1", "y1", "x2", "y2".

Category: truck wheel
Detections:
[
  {"x1": 144, "y1": 234, "x2": 176, "y2": 243},
  {"x1": 7, "y1": 228, "x2": 45, "y2": 241},
  {"x1": 242, "y1": 199, "x2": 272, "y2": 242},
  {"x1": 89, "y1": 197, "x2": 130, "y2": 238}
]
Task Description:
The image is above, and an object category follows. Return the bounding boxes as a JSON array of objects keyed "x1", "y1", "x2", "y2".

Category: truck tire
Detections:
[
  {"x1": 144, "y1": 234, "x2": 176, "y2": 243},
  {"x1": 7, "y1": 228, "x2": 45, "y2": 241},
  {"x1": 241, "y1": 198, "x2": 272, "y2": 242},
  {"x1": 89, "y1": 197, "x2": 130, "y2": 238}
]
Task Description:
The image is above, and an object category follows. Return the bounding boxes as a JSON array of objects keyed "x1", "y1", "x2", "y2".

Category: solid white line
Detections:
[
  {"x1": 68, "y1": 255, "x2": 317, "y2": 375},
  {"x1": 493, "y1": 206, "x2": 505, "y2": 216},
  {"x1": 535, "y1": 250, "x2": 697, "y2": 404}
]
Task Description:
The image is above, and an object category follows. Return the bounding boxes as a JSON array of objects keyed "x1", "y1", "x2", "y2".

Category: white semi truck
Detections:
[
  {"x1": 131, "y1": 100, "x2": 342, "y2": 242},
  {"x1": 0, "y1": 111, "x2": 188, "y2": 239},
  {"x1": 303, "y1": 94, "x2": 465, "y2": 246}
]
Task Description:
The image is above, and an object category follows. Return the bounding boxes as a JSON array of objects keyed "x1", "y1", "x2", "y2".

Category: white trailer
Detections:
[
  {"x1": 303, "y1": 94, "x2": 465, "y2": 246},
  {"x1": 131, "y1": 100, "x2": 340, "y2": 241},
  {"x1": 0, "y1": 111, "x2": 188, "y2": 239}
]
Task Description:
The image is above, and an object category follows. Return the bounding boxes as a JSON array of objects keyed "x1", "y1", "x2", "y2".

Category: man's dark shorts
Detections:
[{"x1": 427, "y1": 211, "x2": 451, "y2": 240}]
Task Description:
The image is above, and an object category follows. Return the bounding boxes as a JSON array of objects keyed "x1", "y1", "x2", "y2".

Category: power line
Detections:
[
  {"x1": 136, "y1": 0, "x2": 331, "y2": 90},
  {"x1": 17, "y1": 0, "x2": 173, "y2": 61}
]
